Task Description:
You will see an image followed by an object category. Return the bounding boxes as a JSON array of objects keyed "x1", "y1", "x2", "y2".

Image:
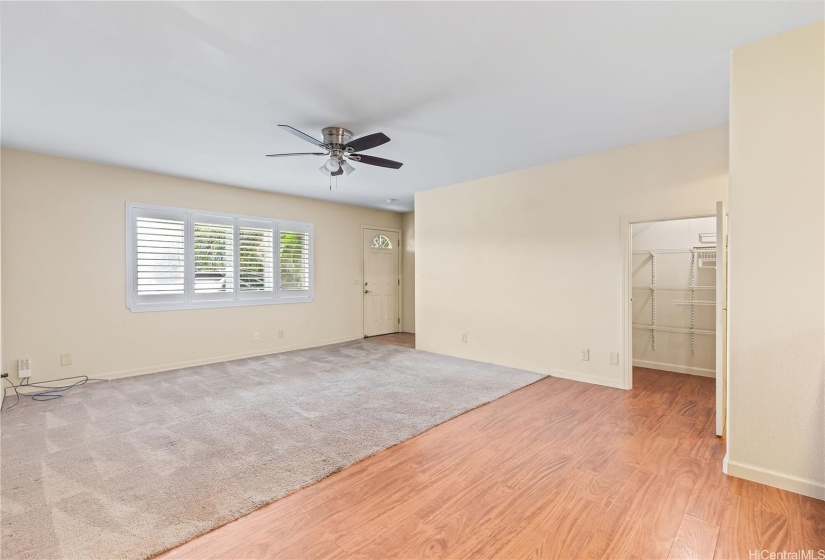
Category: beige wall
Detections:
[
  {"x1": 727, "y1": 22, "x2": 824, "y2": 499},
  {"x1": 632, "y1": 217, "x2": 717, "y2": 377},
  {"x1": 415, "y1": 126, "x2": 728, "y2": 388},
  {"x1": 1, "y1": 148, "x2": 401, "y2": 383},
  {"x1": 401, "y1": 211, "x2": 415, "y2": 333},
  {"x1": 0, "y1": 159, "x2": 3, "y2": 407}
]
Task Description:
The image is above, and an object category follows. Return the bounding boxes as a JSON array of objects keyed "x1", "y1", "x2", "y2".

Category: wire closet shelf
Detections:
[{"x1": 631, "y1": 246, "x2": 717, "y2": 353}]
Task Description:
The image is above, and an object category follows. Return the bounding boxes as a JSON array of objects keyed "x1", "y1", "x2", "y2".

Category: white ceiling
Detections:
[{"x1": 1, "y1": 2, "x2": 822, "y2": 212}]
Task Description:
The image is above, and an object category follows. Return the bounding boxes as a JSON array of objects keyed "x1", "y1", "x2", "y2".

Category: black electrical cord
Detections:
[
  {"x1": 2, "y1": 375, "x2": 105, "y2": 409},
  {"x1": 1, "y1": 375, "x2": 21, "y2": 410},
  {"x1": 20, "y1": 376, "x2": 92, "y2": 400}
]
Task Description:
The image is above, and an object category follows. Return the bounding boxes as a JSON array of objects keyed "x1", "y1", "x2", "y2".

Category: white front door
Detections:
[
  {"x1": 363, "y1": 229, "x2": 400, "y2": 337},
  {"x1": 716, "y1": 201, "x2": 728, "y2": 436}
]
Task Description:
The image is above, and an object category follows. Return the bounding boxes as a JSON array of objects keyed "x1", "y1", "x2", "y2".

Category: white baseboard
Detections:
[
  {"x1": 725, "y1": 458, "x2": 825, "y2": 500},
  {"x1": 548, "y1": 368, "x2": 626, "y2": 390},
  {"x1": 3, "y1": 335, "x2": 362, "y2": 396},
  {"x1": 633, "y1": 359, "x2": 715, "y2": 378}
]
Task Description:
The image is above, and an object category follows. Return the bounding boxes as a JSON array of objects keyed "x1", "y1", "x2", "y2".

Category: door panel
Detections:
[
  {"x1": 716, "y1": 201, "x2": 728, "y2": 436},
  {"x1": 364, "y1": 229, "x2": 400, "y2": 337}
]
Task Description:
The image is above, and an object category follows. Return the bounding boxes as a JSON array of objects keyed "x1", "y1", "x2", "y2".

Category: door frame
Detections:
[
  {"x1": 361, "y1": 225, "x2": 403, "y2": 338},
  {"x1": 620, "y1": 207, "x2": 720, "y2": 391}
]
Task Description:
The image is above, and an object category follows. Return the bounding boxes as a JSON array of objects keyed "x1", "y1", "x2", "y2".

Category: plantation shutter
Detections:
[
  {"x1": 127, "y1": 203, "x2": 313, "y2": 311},
  {"x1": 279, "y1": 222, "x2": 312, "y2": 298},
  {"x1": 132, "y1": 208, "x2": 187, "y2": 304},
  {"x1": 238, "y1": 220, "x2": 275, "y2": 299},
  {"x1": 192, "y1": 215, "x2": 235, "y2": 300}
]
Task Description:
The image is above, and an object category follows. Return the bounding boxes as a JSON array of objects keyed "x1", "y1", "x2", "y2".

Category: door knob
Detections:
[{"x1": 364, "y1": 289, "x2": 371, "y2": 294}]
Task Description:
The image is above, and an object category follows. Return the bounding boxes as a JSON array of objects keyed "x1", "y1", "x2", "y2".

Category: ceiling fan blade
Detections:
[
  {"x1": 351, "y1": 154, "x2": 403, "y2": 169},
  {"x1": 265, "y1": 152, "x2": 327, "y2": 157},
  {"x1": 344, "y1": 132, "x2": 390, "y2": 153},
  {"x1": 278, "y1": 124, "x2": 325, "y2": 147}
]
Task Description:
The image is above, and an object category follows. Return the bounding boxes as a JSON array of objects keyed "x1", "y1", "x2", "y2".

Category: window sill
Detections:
[{"x1": 127, "y1": 296, "x2": 313, "y2": 313}]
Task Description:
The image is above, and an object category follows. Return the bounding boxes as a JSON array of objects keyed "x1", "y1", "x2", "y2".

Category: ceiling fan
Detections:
[{"x1": 267, "y1": 125, "x2": 404, "y2": 177}]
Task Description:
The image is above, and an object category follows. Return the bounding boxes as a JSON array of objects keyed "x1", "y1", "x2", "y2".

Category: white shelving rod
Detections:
[
  {"x1": 632, "y1": 247, "x2": 717, "y2": 255},
  {"x1": 632, "y1": 285, "x2": 715, "y2": 290},
  {"x1": 632, "y1": 324, "x2": 716, "y2": 335}
]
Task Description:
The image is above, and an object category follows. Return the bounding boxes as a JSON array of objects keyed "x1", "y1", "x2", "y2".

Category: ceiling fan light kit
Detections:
[{"x1": 267, "y1": 125, "x2": 403, "y2": 182}]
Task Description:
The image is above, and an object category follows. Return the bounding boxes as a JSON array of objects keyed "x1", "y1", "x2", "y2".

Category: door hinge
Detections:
[
  {"x1": 398, "y1": 278, "x2": 400, "y2": 285},
  {"x1": 398, "y1": 318, "x2": 401, "y2": 324}
]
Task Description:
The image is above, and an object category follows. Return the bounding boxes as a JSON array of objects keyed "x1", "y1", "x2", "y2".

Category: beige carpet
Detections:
[{"x1": 1, "y1": 340, "x2": 541, "y2": 560}]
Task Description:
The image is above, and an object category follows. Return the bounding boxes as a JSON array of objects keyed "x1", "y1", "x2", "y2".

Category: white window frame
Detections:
[
  {"x1": 277, "y1": 220, "x2": 313, "y2": 301},
  {"x1": 126, "y1": 202, "x2": 314, "y2": 312},
  {"x1": 131, "y1": 206, "x2": 187, "y2": 307},
  {"x1": 191, "y1": 213, "x2": 237, "y2": 303},
  {"x1": 238, "y1": 218, "x2": 277, "y2": 301}
]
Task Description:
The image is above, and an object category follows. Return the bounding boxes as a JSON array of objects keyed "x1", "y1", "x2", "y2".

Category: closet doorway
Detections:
[{"x1": 623, "y1": 202, "x2": 728, "y2": 436}]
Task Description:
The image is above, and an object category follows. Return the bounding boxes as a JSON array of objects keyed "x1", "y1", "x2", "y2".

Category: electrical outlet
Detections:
[
  {"x1": 581, "y1": 349, "x2": 590, "y2": 361},
  {"x1": 278, "y1": 330, "x2": 285, "y2": 339},
  {"x1": 610, "y1": 352, "x2": 619, "y2": 365},
  {"x1": 253, "y1": 331, "x2": 259, "y2": 340},
  {"x1": 461, "y1": 333, "x2": 468, "y2": 343},
  {"x1": 60, "y1": 353, "x2": 72, "y2": 366},
  {"x1": 18, "y1": 358, "x2": 31, "y2": 378}
]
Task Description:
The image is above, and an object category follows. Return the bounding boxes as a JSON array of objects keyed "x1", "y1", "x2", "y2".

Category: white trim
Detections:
[
  {"x1": 715, "y1": 200, "x2": 728, "y2": 437},
  {"x1": 724, "y1": 458, "x2": 825, "y2": 500},
  {"x1": 621, "y1": 214, "x2": 633, "y2": 390},
  {"x1": 361, "y1": 225, "x2": 403, "y2": 337},
  {"x1": 126, "y1": 202, "x2": 313, "y2": 312},
  {"x1": 127, "y1": 296, "x2": 314, "y2": 313},
  {"x1": 632, "y1": 359, "x2": 715, "y2": 378},
  {"x1": 548, "y1": 368, "x2": 626, "y2": 390},
  {"x1": 621, "y1": 208, "x2": 717, "y2": 391}
]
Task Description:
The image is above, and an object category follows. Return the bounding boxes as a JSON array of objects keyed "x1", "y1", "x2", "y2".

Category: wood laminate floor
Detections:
[
  {"x1": 158, "y1": 367, "x2": 824, "y2": 560},
  {"x1": 364, "y1": 332, "x2": 416, "y2": 349}
]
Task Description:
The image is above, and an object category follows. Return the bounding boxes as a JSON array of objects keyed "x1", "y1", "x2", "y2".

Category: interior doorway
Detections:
[
  {"x1": 632, "y1": 216, "x2": 718, "y2": 377},
  {"x1": 363, "y1": 227, "x2": 401, "y2": 337},
  {"x1": 623, "y1": 202, "x2": 728, "y2": 436}
]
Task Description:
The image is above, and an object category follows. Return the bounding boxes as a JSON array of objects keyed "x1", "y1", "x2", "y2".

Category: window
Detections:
[
  {"x1": 239, "y1": 223, "x2": 274, "y2": 293},
  {"x1": 127, "y1": 203, "x2": 313, "y2": 311},
  {"x1": 371, "y1": 234, "x2": 393, "y2": 249},
  {"x1": 135, "y1": 212, "x2": 185, "y2": 297},
  {"x1": 193, "y1": 217, "x2": 234, "y2": 297},
  {"x1": 280, "y1": 229, "x2": 311, "y2": 293}
]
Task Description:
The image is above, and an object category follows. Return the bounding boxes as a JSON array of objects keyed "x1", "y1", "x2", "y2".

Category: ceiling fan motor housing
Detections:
[{"x1": 322, "y1": 127, "x2": 353, "y2": 148}]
